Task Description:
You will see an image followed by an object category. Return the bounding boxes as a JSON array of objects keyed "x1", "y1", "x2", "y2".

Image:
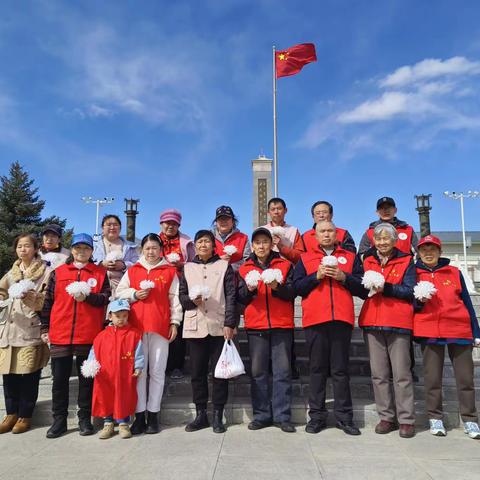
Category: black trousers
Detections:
[
  {"x1": 187, "y1": 335, "x2": 229, "y2": 409},
  {"x1": 51, "y1": 355, "x2": 93, "y2": 420},
  {"x1": 3, "y1": 370, "x2": 41, "y2": 418},
  {"x1": 167, "y1": 322, "x2": 186, "y2": 372},
  {"x1": 305, "y1": 321, "x2": 353, "y2": 423}
]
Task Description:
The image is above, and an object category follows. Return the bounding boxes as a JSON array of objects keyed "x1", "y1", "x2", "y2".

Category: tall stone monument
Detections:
[{"x1": 252, "y1": 155, "x2": 273, "y2": 229}]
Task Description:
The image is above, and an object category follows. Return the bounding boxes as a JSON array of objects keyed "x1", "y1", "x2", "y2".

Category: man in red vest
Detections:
[
  {"x1": 302, "y1": 201, "x2": 356, "y2": 253},
  {"x1": 261, "y1": 197, "x2": 305, "y2": 264},
  {"x1": 294, "y1": 221, "x2": 363, "y2": 436},
  {"x1": 358, "y1": 197, "x2": 418, "y2": 256}
]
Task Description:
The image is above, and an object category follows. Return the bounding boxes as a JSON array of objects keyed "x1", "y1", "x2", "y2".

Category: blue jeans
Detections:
[
  {"x1": 247, "y1": 329, "x2": 293, "y2": 423},
  {"x1": 104, "y1": 415, "x2": 130, "y2": 423}
]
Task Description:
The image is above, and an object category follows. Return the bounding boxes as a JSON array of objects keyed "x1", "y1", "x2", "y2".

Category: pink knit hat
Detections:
[{"x1": 160, "y1": 209, "x2": 182, "y2": 225}]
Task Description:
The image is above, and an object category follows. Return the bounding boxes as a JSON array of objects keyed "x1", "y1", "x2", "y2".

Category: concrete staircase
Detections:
[{"x1": 2, "y1": 297, "x2": 480, "y2": 429}]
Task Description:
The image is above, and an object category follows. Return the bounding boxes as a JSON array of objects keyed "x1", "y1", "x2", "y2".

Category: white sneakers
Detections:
[
  {"x1": 464, "y1": 421, "x2": 480, "y2": 439},
  {"x1": 429, "y1": 419, "x2": 446, "y2": 436}
]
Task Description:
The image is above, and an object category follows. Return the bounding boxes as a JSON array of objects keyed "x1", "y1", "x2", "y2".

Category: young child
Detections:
[{"x1": 82, "y1": 299, "x2": 144, "y2": 439}]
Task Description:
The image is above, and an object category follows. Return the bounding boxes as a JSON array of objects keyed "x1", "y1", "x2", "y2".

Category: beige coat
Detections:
[
  {"x1": 182, "y1": 259, "x2": 229, "y2": 339},
  {"x1": 0, "y1": 259, "x2": 51, "y2": 349}
]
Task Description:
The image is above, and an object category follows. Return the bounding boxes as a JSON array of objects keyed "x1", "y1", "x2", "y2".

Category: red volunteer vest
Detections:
[
  {"x1": 366, "y1": 225, "x2": 414, "y2": 255},
  {"x1": 128, "y1": 263, "x2": 176, "y2": 339},
  {"x1": 302, "y1": 227, "x2": 347, "y2": 253},
  {"x1": 50, "y1": 263, "x2": 107, "y2": 345},
  {"x1": 215, "y1": 231, "x2": 248, "y2": 265},
  {"x1": 359, "y1": 255, "x2": 413, "y2": 329},
  {"x1": 92, "y1": 324, "x2": 142, "y2": 419},
  {"x1": 239, "y1": 257, "x2": 294, "y2": 329},
  {"x1": 414, "y1": 265, "x2": 472, "y2": 339},
  {"x1": 300, "y1": 248, "x2": 356, "y2": 328}
]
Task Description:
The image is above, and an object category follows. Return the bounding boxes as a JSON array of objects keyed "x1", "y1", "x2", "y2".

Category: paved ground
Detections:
[{"x1": 0, "y1": 423, "x2": 479, "y2": 480}]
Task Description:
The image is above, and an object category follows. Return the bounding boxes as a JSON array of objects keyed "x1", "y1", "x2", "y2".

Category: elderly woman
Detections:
[
  {"x1": 41, "y1": 233, "x2": 111, "y2": 439},
  {"x1": 179, "y1": 230, "x2": 237, "y2": 433},
  {"x1": 116, "y1": 233, "x2": 182, "y2": 435},
  {"x1": 39, "y1": 224, "x2": 70, "y2": 269},
  {"x1": 238, "y1": 227, "x2": 296, "y2": 432},
  {"x1": 158, "y1": 208, "x2": 195, "y2": 380},
  {"x1": 92, "y1": 214, "x2": 139, "y2": 295},
  {"x1": 212, "y1": 206, "x2": 251, "y2": 271},
  {"x1": 359, "y1": 223, "x2": 416, "y2": 438},
  {"x1": 414, "y1": 235, "x2": 480, "y2": 439},
  {"x1": 0, "y1": 234, "x2": 51, "y2": 434}
]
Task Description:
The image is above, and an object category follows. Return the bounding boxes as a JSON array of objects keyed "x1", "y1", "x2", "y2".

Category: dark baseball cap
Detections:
[
  {"x1": 376, "y1": 197, "x2": 396, "y2": 209},
  {"x1": 42, "y1": 224, "x2": 63, "y2": 237},
  {"x1": 215, "y1": 205, "x2": 234, "y2": 219},
  {"x1": 251, "y1": 227, "x2": 273, "y2": 242}
]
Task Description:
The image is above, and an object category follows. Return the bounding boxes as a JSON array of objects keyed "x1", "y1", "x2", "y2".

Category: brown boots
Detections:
[{"x1": 0, "y1": 415, "x2": 31, "y2": 434}]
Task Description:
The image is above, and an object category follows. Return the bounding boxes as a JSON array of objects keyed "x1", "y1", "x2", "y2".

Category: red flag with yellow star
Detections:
[{"x1": 275, "y1": 43, "x2": 317, "y2": 78}]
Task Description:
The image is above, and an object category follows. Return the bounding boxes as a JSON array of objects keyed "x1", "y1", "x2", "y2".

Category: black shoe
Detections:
[
  {"x1": 274, "y1": 421, "x2": 296, "y2": 433},
  {"x1": 185, "y1": 408, "x2": 210, "y2": 432},
  {"x1": 212, "y1": 408, "x2": 226, "y2": 434},
  {"x1": 248, "y1": 420, "x2": 272, "y2": 431},
  {"x1": 130, "y1": 411, "x2": 147, "y2": 435},
  {"x1": 78, "y1": 417, "x2": 94, "y2": 436},
  {"x1": 46, "y1": 417, "x2": 67, "y2": 439},
  {"x1": 336, "y1": 420, "x2": 361, "y2": 436},
  {"x1": 145, "y1": 411, "x2": 160, "y2": 434},
  {"x1": 305, "y1": 420, "x2": 327, "y2": 434}
]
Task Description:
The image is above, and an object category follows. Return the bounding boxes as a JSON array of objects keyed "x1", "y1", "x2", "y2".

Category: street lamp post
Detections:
[
  {"x1": 82, "y1": 196, "x2": 115, "y2": 238},
  {"x1": 414, "y1": 194, "x2": 432, "y2": 238},
  {"x1": 443, "y1": 190, "x2": 479, "y2": 276},
  {"x1": 124, "y1": 198, "x2": 140, "y2": 243}
]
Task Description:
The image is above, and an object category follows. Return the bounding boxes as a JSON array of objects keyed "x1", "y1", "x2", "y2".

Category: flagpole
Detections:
[{"x1": 272, "y1": 45, "x2": 278, "y2": 196}]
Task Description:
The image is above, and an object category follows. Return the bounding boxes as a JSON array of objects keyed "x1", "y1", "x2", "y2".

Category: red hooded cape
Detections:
[{"x1": 92, "y1": 324, "x2": 142, "y2": 419}]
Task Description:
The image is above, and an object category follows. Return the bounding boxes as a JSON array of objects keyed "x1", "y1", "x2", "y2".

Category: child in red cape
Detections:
[{"x1": 81, "y1": 299, "x2": 144, "y2": 439}]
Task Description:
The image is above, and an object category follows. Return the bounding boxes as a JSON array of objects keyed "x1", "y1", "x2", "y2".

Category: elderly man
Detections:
[
  {"x1": 358, "y1": 197, "x2": 418, "y2": 256},
  {"x1": 261, "y1": 197, "x2": 305, "y2": 264},
  {"x1": 294, "y1": 220, "x2": 363, "y2": 435},
  {"x1": 302, "y1": 201, "x2": 356, "y2": 253}
]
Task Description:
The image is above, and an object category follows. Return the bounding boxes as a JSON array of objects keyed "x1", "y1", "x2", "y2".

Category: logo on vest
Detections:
[
  {"x1": 337, "y1": 256, "x2": 347, "y2": 265},
  {"x1": 398, "y1": 233, "x2": 408, "y2": 241},
  {"x1": 121, "y1": 351, "x2": 133, "y2": 361},
  {"x1": 87, "y1": 278, "x2": 97, "y2": 288}
]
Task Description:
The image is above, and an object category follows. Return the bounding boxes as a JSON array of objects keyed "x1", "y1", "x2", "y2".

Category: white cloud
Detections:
[
  {"x1": 380, "y1": 56, "x2": 480, "y2": 88},
  {"x1": 299, "y1": 56, "x2": 480, "y2": 157}
]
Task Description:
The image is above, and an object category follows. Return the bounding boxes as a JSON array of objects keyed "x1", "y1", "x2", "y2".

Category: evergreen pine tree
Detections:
[{"x1": 0, "y1": 161, "x2": 70, "y2": 275}]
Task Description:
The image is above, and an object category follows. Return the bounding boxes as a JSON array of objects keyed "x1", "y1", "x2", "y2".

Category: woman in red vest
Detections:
[
  {"x1": 116, "y1": 233, "x2": 182, "y2": 435},
  {"x1": 212, "y1": 205, "x2": 251, "y2": 271},
  {"x1": 238, "y1": 227, "x2": 296, "y2": 432},
  {"x1": 414, "y1": 235, "x2": 480, "y2": 439},
  {"x1": 359, "y1": 223, "x2": 416, "y2": 438},
  {"x1": 41, "y1": 233, "x2": 111, "y2": 439}
]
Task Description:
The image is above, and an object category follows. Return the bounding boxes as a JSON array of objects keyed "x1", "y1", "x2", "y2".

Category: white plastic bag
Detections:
[{"x1": 214, "y1": 340, "x2": 245, "y2": 379}]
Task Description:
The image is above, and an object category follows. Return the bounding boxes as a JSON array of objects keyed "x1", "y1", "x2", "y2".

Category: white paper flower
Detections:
[
  {"x1": 80, "y1": 359, "x2": 101, "y2": 378},
  {"x1": 8, "y1": 279, "x2": 36, "y2": 299},
  {"x1": 245, "y1": 270, "x2": 261, "y2": 288},
  {"x1": 271, "y1": 226, "x2": 285, "y2": 237},
  {"x1": 140, "y1": 280, "x2": 155, "y2": 290},
  {"x1": 65, "y1": 281, "x2": 91, "y2": 298},
  {"x1": 322, "y1": 255, "x2": 338, "y2": 267},
  {"x1": 223, "y1": 245, "x2": 238, "y2": 256},
  {"x1": 414, "y1": 281, "x2": 437, "y2": 301},
  {"x1": 362, "y1": 271, "x2": 385, "y2": 297},
  {"x1": 105, "y1": 251, "x2": 124, "y2": 262},
  {"x1": 166, "y1": 252, "x2": 181, "y2": 264},
  {"x1": 189, "y1": 285, "x2": 211, "y2": 301},
  {"x1": 261, "y1": 268, "x2": 284, "y2": 285}
]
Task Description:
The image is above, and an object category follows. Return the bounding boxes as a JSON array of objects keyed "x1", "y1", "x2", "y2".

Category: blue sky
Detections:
[{"x1": 1, "y1": 0, "x2": 480, "y2": 244}]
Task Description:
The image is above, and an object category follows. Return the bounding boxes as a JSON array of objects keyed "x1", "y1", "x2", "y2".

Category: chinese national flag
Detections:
[{"x1": 275, "y1": 43, "x2": 317, "y2": 78}]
